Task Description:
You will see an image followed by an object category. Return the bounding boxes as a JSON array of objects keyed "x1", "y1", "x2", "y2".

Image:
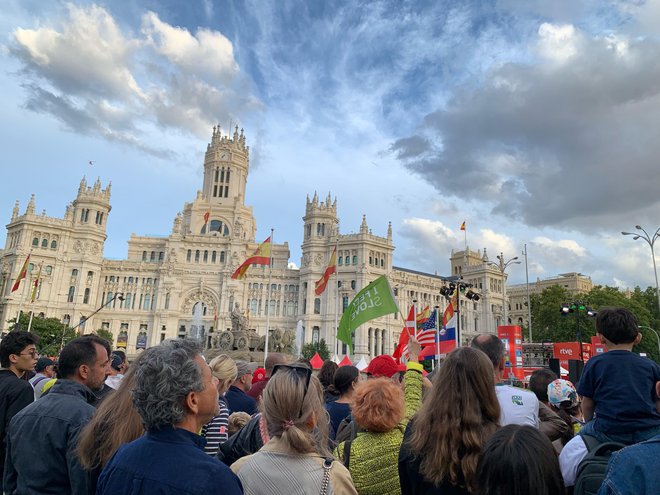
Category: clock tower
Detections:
[{"x1": 202, "y1": 125, "x2": 249, "y2": 205}]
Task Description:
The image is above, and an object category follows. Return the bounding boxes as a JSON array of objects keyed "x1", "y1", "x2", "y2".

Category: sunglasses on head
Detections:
[{"x1": 271, "y1": 364, "x2": 313, "y2": 417}]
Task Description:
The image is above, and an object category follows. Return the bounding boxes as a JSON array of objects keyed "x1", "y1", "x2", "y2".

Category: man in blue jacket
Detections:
[
  {"x1": 4, "y1": 335, "x2": 111, "y2": 494},
  {"x1": 97, "y1": 339, "x2": 243, "y2": 495}
]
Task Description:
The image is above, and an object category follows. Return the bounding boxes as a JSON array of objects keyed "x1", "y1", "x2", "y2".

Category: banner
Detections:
[{"x1": 337, "y1": 276, "x2": 398, "y2": 353}]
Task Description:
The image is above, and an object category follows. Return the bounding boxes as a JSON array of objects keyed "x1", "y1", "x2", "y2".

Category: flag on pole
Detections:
[
  {"x1": 415, "y1": 309, "x2": 438, "y2": 346},
  {"x1": 11, "y1": 254, "x2": 30, "y2": 292},
  {"x1": 30, "y1": 263, "x2": 42, "y2": 303},
  {"x1": 460, "y1": 221, "x2": 466, "y2": 231},
  {"x1": 419, "y1": 299, "x2": 458, "y2": 359},
  {"x1": 231, "y1": 237, "x2": 272, "y2": 280},
  {"x1": 416, "y1": 306, "x2": 430, "y2": 327},
  {"x1": 203, "y1": 211, "x2": 210, "y2": 225},
  {"x1": 393, "y1": 305, "x2": 416, "y2": 360},
  {"x1": 314, "y1": 246, "x2": 337, "y2": 295},
  {"x1": 337, "y1": 276, "x2": 398, "y2": 353}
]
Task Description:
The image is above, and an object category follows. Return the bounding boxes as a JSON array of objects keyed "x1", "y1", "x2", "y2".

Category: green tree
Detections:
[
  {"x1": 7, "y1": 313, "x2": 76, "y2": 356},
  {"x1": 94, "y1": 328, "x2": 114, "y2": 345},
  {"x1": 301, "y1": 338, "x2": 330, "y2": 360}
]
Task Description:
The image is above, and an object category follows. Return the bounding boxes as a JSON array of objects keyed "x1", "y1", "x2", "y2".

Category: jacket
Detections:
[
  {"x1": 231, "y1": 436, "x2": 357, "y2": 495},
  {"x1": 98, "y1": 427, "x2": 243, "y2": 495},
  {"x1": 598, "y1": 433, "x2": 660, "y2": 495},
  {"x1": 0, "y1": 369, "x2": 34, "y2": 493},
  {"x1": 3, "y1": 379, "x2": 96, "y2": 495},
  {"x1": 225, "y1": 385, "x2": 257, "y2": 415},
  {"x1": 218, "y1": 413, "x2": 270, "y2": 465},
  {"x1": 335, "y1": 363, "x2": 423, "y2": 495},
  {"x1": 539, "y1": 401, "x2": 570, "y2": 442}
]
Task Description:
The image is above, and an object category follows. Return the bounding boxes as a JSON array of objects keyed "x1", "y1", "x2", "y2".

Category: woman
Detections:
[
  {"x1": 76, "y1": 355, "x2": 144, "y2": 493},
  {"x1": 202, "y1": 354, "x2": 237, "y2": 456},
  {"x1": 231, "y1": 363, "x2": 357, "y2": 494},
  {"x1": 476, "y1": 424, "x2": 564, "y2": 495},
  {"x1": 325, "y1": 365, "x2": 359, "y2": 440},
  {"x1": 398, "y1": 347, "x2": 500, "y2": 495},
  {"x1": 547, "y1": 378, "x2": 584, "y2": 451},
  {"x1": 319, "y1": 360, "x2": 339, "y2": 402}
]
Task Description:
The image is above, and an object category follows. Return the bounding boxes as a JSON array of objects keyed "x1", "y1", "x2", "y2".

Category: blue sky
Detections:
[{"x1": 3, "y1": 0, "x2": 660, "y2": 288}]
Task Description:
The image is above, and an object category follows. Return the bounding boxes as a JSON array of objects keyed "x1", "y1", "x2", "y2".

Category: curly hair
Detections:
[
  {"x1": 317, "y1": 360, "x2": 339, "y2": 391},
  {"x1": 0, "y1": 331, "x2": 39, "y2": 368},
  {"x1": 77, "y1": 353, "x2": 145, "y2": 470},
  {"x1": 131, "y1": 339, "x2": 204, "y2": 430},
  {"x1": 405, "y1": 346, "x2": 500, "y2": 491},
  {"x1": 351, "y1": 377, "x2": 404, "y2": 433},
  {"x1": 260, "y1": 365, "x2": 330, "y2": 457}
]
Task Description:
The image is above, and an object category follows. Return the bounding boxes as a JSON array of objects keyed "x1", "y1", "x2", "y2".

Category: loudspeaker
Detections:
[
  {"x1": 548, "y1": 358, "x2": 561, "y2": 377},
  {"x1": 568, "y1": 359, "x2": 584, "y2": 384}
]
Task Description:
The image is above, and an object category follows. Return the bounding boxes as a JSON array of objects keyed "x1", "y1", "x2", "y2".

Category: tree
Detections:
[
  {"x1": 6, "y1": 313, "x2": 76, "y2": 356},
  {"x1": 301, "y1": 338, "x2": 330, "y2": 360},
  {"x1": 94, "y1": 328, "x2": 114, "y2": 346}
]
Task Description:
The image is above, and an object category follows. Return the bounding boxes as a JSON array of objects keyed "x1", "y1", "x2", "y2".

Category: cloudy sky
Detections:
[{"x1": 3, "y1": 0, "x2": 660, "y2": 289}]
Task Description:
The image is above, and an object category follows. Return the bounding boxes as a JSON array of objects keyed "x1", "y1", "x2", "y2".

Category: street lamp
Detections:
[
  {"x1": 486, "y1": 252, "x2": 521, "y2": 327},
  {"x1": 560, "y1": 302, "x2": 597, "y2": 362},
  {"x1": 638, "y1": 325, "x2": 660, "y2": 360},
  {"x1": 621, "y1": 225, "x2": 660, "y2": 314}
]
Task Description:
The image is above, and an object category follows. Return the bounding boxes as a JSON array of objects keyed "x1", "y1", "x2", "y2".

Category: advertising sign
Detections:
[
  {"x1": 590, "y1": 336, "x2": 606, "y2": 356},
  {"x1": 498, "y1": 326, "x2": 524, "y2": 380}
]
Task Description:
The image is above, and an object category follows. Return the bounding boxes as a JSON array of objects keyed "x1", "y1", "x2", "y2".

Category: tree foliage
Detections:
[
  {"x1": 94, "y1": 328, "x2": 114, "y2": 345},
  {"x1": 301, "y1": 338, "x2": 331, "y2": 360},
  {"x1": 530, "y1": 284, "x2": 660, "y2": 362},
  {"x1": 7, "y1": 313, "x2": 76, "y2": 356}
]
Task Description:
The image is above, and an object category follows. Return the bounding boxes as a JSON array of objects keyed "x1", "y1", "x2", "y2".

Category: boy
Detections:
[{"x1": 578, "y1": 307, "x2": 660, "y2": 444}]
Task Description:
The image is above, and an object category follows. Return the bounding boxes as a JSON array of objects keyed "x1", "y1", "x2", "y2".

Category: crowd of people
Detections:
[{"x1": 0, "y1": 306, "x2": 658, "y2": 494}]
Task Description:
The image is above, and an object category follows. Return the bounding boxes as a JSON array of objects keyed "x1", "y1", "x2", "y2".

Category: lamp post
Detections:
[
  {"x1": 523, "y1": 244, "x2": 533, "y2": 342},
  {"x1": 487, "y1": 252, "x2": 521, "y2": 328},
  {"x1": 621, "y1": 226, "x2": 660, "y2": 314},
  {"x1": 560, "y1": 302, "x2": 597, "y2": 362},
  {"x1": 638, "y1": 325, "x2": 660, "y2": 360}
]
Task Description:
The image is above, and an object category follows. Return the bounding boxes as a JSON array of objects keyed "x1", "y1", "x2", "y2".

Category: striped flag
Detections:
[
  {"x1": 314, "y1": 246, "x2": 337, "y2": 295},
  {"x1": 11, "y1": 254, "x2": 30, "y2": 292},
  {"x1": 460, "y1": 221, "x2": 466, "y2": 231},
  {"x1": 392, "y1": 305, "x2": 416, "y2": 360},
  {"x1": 231, "y1": 237, "x2": 272, "y2": 280},
  {"x1": 30, "y1": 263, "x2": 42, "y2": 303},
  {"x1": 416, "y1": 309, "x2": 438, "y2": 346}
]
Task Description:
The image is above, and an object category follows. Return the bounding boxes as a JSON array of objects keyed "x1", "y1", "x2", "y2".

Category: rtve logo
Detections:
[{"x1": 559, "y1": 349, "x2": 574, "y2": 356}]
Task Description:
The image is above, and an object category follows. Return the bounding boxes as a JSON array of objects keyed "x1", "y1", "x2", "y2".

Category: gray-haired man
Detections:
[{"x1": 97, "y1": 339, "x2": 243, "y2": 495}]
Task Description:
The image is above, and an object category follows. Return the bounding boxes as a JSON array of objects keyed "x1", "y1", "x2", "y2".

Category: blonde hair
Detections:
[
  {"x1": 260, "y1": 366, "x2": 330, "y2": 457},
  {"x1": 228, "y1": 411, "x2": 251, "y2": 436},
  {"x1": 209, "y1": 354, "x2": 237, "y2": 394}
]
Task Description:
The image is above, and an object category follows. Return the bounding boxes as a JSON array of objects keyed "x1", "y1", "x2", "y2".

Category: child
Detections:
[
  {"x1": 227, "y1": 411, "x2": 251, "y2": 437},
  {"x1": 577, "y1": 307, "x2": 660, "y2": 444}
]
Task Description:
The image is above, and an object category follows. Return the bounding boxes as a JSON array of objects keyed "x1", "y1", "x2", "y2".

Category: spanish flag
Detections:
[
  {"x1": 460, "y1": 221, "x2": 466, "y2": 231},
  {"x1": 314, "y1": 246, "x2": 337, "y2": 295},
  {"x1": 231, "y1": 237, "x2": 272, "y2": 280},
  {"x1": 30, "y1": 263, "x2": 42, "y2": 303},
  {"x1": 416, "y1": 305, "x2": 430, "y2": 327},
  {"x1": 11, "y1": 254, "x2": 30, "y2": 292}
]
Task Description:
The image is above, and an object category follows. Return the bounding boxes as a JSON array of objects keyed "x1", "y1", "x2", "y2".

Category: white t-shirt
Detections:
[
  {"x1": 495, "y1": 384, "x2": 540, "y2": 428},
  {"x1": 558, "y1": 435, "x2": 588, "y2": 487}
]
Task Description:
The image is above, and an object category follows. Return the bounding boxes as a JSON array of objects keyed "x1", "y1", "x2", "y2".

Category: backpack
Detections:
[{"x1": 574, "y1": 434, "x2": 626, "y2": 495}]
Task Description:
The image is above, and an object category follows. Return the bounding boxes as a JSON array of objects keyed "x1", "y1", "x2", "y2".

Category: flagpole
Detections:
[
  {"x1": 263, "y1": 228, "x2": 274, "y2": 366},
  {"x1": 27, "y1": 262, "x2": 43, "y2": 333},
  {"x1": 412, "y1": 299, "x2": 418, "y2": 340},
  {"x1": 334, "y1": 238, "x2": 339, "y2": 357},
  {"x1": 13, "y1": 252, "x2": 32, "y2": 331},
  {"x1": 455, "y1": 290, "x2": 461, "y2": 348},
  {"x1": 434, "y1": 305, "x2": 440, "y2": 365}
]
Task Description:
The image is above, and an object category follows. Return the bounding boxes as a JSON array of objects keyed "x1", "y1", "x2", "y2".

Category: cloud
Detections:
[
  {"x1": 392, "y1": 22, "x2": 660, "y2": 231},
  {"x1": 8, "y1": 4, "x2": 261, "y2": 156}
]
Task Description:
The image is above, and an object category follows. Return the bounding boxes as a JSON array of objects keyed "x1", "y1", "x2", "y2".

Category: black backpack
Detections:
[{"x1": 574, "y1": 434, "x2": 626, "y2": 495}]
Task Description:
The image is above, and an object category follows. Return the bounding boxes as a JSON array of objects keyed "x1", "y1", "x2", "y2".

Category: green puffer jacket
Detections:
[{"x1": 335, "y1": 362, "x2": 424, "y2": 495}]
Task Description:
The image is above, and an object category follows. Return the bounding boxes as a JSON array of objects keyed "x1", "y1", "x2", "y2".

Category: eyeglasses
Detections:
[
  {"x1": 18, "y1": 350, "x2": 39, "y2": 358},
  {"x1": 271, "y1": 364, "x2": 313, "y2": 417}
]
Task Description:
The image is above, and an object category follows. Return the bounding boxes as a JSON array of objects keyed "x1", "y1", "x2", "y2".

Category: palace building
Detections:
[{"x1": 0, "y1": 127, "x2": 571, "y2": 358}]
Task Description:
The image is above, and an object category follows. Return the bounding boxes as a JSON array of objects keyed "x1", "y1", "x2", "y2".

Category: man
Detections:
[
  {"x1": 4, "y1": 335, "x2": 111, "y2": 495},
  {"x1": 225, "y1": 360, "x2": 258, "y2": 415},
  {"x1": 246, "y1": 352, "x2": 287, "y2": 403},
  {"x1": 105, "y1": 353, "x2": 125, "y2": 390},
  {"x1": 0, "y1": 331, "x2": 39, "y2": 493},
  {"x1": 471, "y1": 334, "x2": 540, "y2": 428},
  {"x1": 97, "y1": 339, "x2": 243, "y2": 495},
  {"x1": 29, "y1": 357, "x2": 56, "y2": 399}
]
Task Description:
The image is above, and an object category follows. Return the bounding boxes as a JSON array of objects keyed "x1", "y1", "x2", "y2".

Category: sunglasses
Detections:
[{"x1": 271, "y1": 364, "x2": 313, "y2": 418}]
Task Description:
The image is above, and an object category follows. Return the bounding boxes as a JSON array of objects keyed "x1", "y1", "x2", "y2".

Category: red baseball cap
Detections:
[{"x1": 365, "y1": 355, "x2": 399, "y2": 378}]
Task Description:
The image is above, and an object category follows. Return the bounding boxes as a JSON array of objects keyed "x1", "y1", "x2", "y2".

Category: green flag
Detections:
[{"x1": 337, "y1": 275, "x2": 398, "y2": 353}]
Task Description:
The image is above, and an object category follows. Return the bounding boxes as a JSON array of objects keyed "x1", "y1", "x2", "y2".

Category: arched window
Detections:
[
  {"x1": 195, "y1": 250, "x2": 200, "y2": 263},
  {"x1": 352, "y1": 255, "x2": 358, "y2": 265},
  {"x1": 250, "y1": 299, "x2": 258, "y2": 314},
  {"x1": 150, "y1": 251, "x2": 156, "y2": 262},
  {"x1": 72, "y1": 269, "x2": 78, "y2": 277},
  {"x1": 158, "y1": 251, "x2": 164, "y2": 261},
  {"x1": 211, "y1": 251, "x2": 217, "y2": 263},
  {"x1": 142, "y1": 251, "x2": 147, "y2": 261},
  {"x1": 338, "y1": 256, "x2": 343, "y2": 266},
  {"x1": 32, "y1": 237, "x2": 39, "y2": 246},
  {"x1": 45, "y1": 266, "x2": 52, "y2": 275},
  {"x1": 67, "y1": 286, "x2": 75, "y2": 303},
  {"x1": 143, "y1": 294, "x2": 151, "y2": 310},
  {"x1": 41, "y1": 238, "x2": 49, "y2": 248},
  {"x1": 203, "y1": 250, "x2": 208, "y2": 263},
  {"x1": 50, "y1": 240, "x2": 57, "y2": 249},
  {"x1": 83, "y1": 288, "x2": 90, "y2": 304},
  {"x1": 345, "y1": 256, "x2": 350, "y2": 265},
  {"x1": 124, "y1": 293, "x2": 132, "y2": 309},
  {"x1": 186, "y1": 250, "x2": 191, "y2": 262},
  {"x1": 269, "y1": 299, "x2": 276, "y2": 315},
  {"x1": 314, "y1": 298, "x2": 321, "y2": 314},
  {"x1": 220, "y1": 251, "x2": 226, "y2": 263}
]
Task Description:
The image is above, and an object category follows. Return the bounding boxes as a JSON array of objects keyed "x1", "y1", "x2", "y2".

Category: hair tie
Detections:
[{"x1": 283, "y1": 420, "x2": 295, "y2": 431}]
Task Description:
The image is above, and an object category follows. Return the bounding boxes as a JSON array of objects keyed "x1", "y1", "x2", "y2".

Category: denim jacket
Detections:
[{"x1": 598, "y1": 434, "x2": 660, "y2": 495}]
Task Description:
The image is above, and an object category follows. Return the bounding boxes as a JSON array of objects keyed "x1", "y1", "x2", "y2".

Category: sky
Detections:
[{"x1": 3, "y1": 0, "x2": 660, "y2": 289}]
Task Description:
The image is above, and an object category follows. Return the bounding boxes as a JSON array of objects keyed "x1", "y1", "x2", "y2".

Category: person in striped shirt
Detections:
[{"x1": 202, "y1": 355, "x2": 237, "y2": 456}]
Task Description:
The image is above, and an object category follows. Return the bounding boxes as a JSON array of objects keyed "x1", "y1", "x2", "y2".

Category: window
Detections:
[
  {"x1": 338, "y1": 256, "x2": 343, "y2": 266},
  {"x1": 72, "y1": 269, "x2": 78, "y2": 277},
  {"x1": 142, "y1": 251, "x2": 147, "y2": 261},
  {"x1": 144, "y1": 294, "x2": 151, "y2": 310},
  {"x1": 195, "y1": 250, "x2": 200, "y2": 262},
  {"x1": 41, "y1": 238, "x2": 48, "y2": 248},
  {"x1": 345, "y1": 256, "x2": 350, "y2": 265},
  {"x1": 83, "y1": 288, "x2": 90, "y2": 304},
  {"x1": 203, "y1": 250, "x2": 208, "y2": 263},
  {"x1": 45, "y1": 266, "x2": 52, "y2": 275},
  {"x1": 352, "y1": 255, "x2": 357, "y2": 265},
  {"x1": 342, "y1": 295, "x2": 349, "y2": 312},
  {"x1": 50, "y1": 240, "x2": 57, "y2": 249},
  {"x1": 150, "y1": 251, "x2": 156, "y2": 262},
  {"x1": 28, "y1": 263, "x2": 34, "y2": 273},
  {"x1": 211, "y1": 251, "x2": 217, "y2": 263},
  {"x1": 314, "y1": 298, "x2": 321, "y2": 314},
  {"x1": 67, "y1": 286, "x2": 75, "y2": 303},
  {"x1": 106, "y1": 292, "x2": 114, "y2": 306},
  {"x1": 32, "y1": 237, "x2": 39, "y2": 246},
  {"x1": 124, "y1": 293, "x2": 132, "y2": 309},
  {"x1": 187, "y1": 250, "x2": 191, "y2": 262},
  {"x1": 269, "y1": 299, "x2": 276, "y2": 315},
  {"x1": 164, "y1": 292, "x2": 170, "y2": 310},
  {"x1": 351, "y1": 280, "x2": 356, "y2": 290},
  {"x1": 220, "y1": 251, "x2": 226, "y2": 263},
  {"x1": 159, "y1": 251, "x2": 164, "y2": 262},
  {"x1": 312, "y1": 326, "x2": 320, "y2": 344}
]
